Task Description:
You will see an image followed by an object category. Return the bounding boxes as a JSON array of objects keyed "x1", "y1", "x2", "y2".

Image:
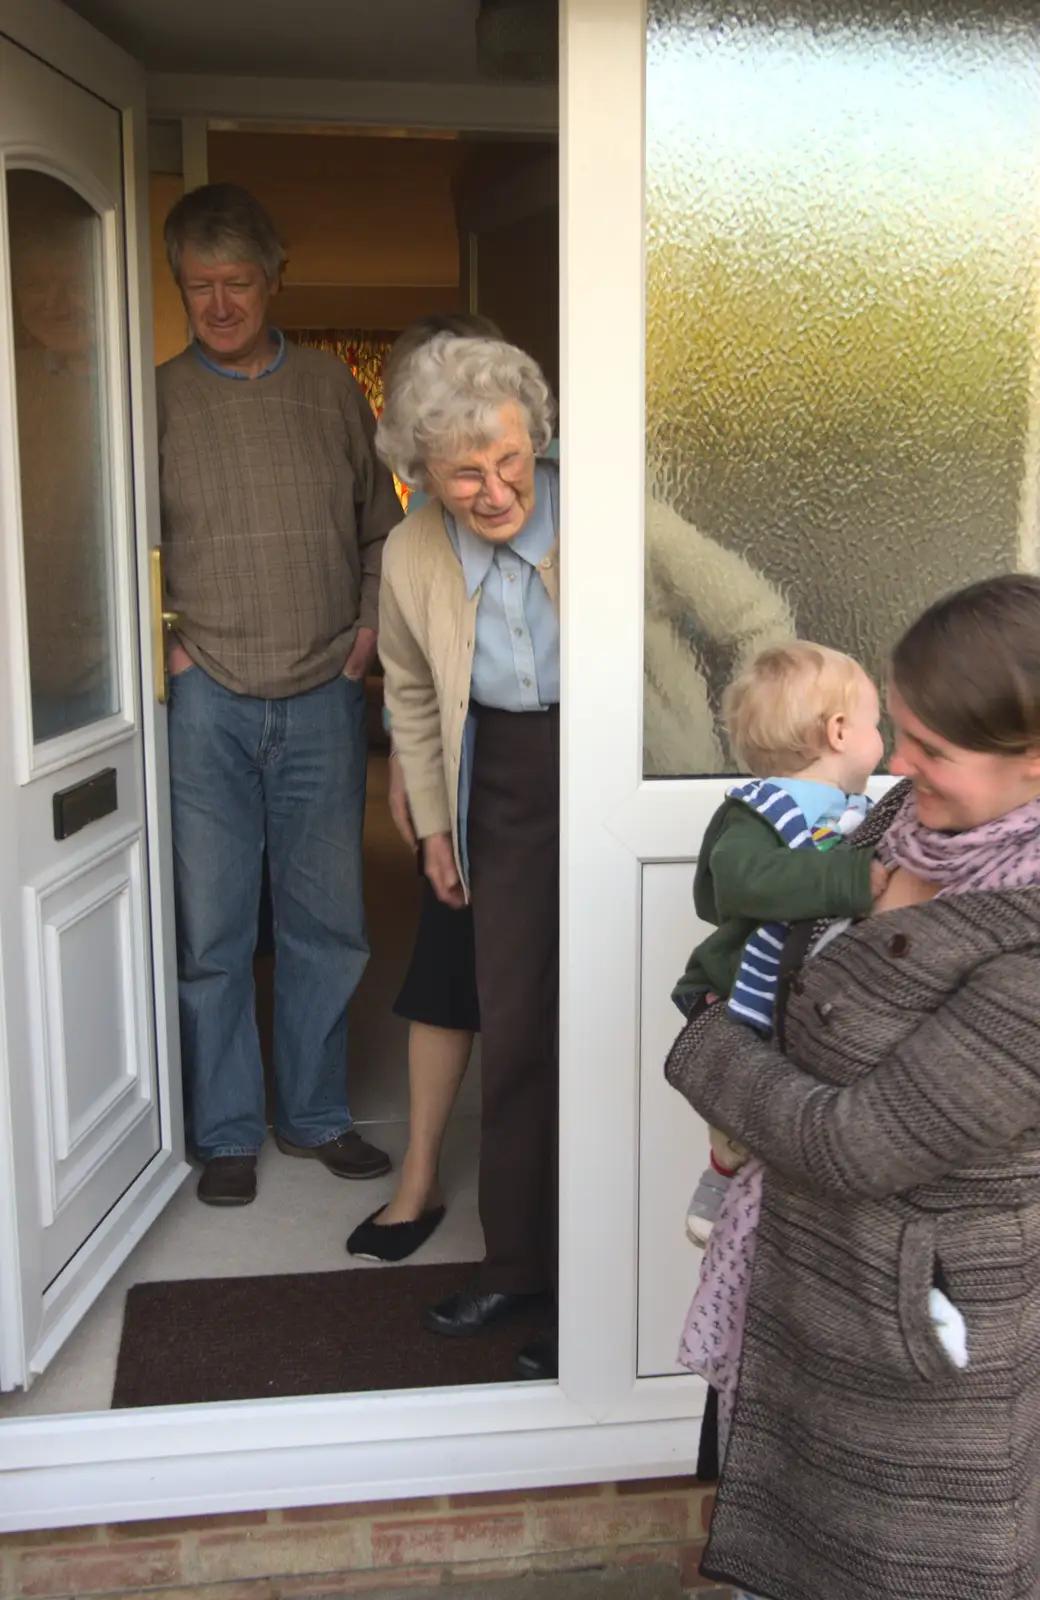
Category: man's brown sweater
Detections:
[{"x1": 156, "y1": 341, "x2": 400, "y2": 699}]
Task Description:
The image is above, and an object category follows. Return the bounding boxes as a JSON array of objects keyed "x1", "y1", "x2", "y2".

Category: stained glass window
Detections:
[{"x1": 289, "y1": 328, "x2": 410, "y2": 509}]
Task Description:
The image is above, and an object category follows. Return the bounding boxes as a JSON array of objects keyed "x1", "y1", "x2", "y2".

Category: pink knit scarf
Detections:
[{"x1": 877, "y1": 787, "x2": 1040, "y2": 897}]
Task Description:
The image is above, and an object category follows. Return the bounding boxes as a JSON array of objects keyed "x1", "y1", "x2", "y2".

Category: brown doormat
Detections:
[{"x1": 111, "y1": 1264, "x2": 552, "y2": 1409}]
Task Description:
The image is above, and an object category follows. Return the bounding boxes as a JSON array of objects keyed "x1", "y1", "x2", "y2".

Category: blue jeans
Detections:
[{"x1": 168, "y1": 666, "x2": 369, "y2": 1159}]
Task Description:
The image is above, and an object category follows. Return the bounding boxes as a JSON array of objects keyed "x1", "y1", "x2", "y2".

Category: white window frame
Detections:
[
  {"x1": 0, "y1": 0, "x2": 710, "y2": 1533},
  {"x1": 2, "y1": 154, "x2": 140, "y2": 787}
]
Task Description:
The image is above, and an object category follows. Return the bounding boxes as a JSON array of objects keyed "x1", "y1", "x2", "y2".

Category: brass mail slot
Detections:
[{"x1": 53, "y1": 767, "x2": 118, "y2": 841}]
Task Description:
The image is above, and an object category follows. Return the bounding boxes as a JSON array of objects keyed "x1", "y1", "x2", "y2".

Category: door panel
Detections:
[
  {"x1": 24, "y1": 830, "x2": 158, "y2": 1286},
  {"x1": 637, "y1": 863, "x2": 709, "y2": 1376}
]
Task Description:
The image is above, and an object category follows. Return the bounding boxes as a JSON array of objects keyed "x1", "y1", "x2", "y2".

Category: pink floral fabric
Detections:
[{"x1": 678, "y1": 1158, "x2": 764, "y2": 1460}]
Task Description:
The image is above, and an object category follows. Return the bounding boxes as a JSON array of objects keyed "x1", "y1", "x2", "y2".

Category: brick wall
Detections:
[{"x1": 0, "y1": 1480, "x2": 728, "y2": 1599}]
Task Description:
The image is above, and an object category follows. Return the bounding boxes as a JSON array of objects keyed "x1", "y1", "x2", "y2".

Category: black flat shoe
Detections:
[
  {"x1": 516, "y1": 1333, "x2": 558, "y2": 1381},
  {"x1": 424, "y1": 1287, "x2": 549, "y2": 1338},
  {"x1": 346, "y1": 1205, "x2": 446, "y2": 1263}
]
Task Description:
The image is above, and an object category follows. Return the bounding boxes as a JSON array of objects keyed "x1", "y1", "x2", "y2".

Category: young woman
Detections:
[{"x1": 667, "y1": 573, "x2": 1040, "y2": 1600}]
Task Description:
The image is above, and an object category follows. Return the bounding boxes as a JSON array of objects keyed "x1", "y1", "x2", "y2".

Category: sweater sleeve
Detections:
[
  {"x1": 342, "y1": 375, "x2": 401, "y2": 633},
  {"x1": 709, "y1": 809, "x2": 875, "y2": 924},
  {"x1": 665, "y1": 951, "x2": 1040, "y2": 1200},
  {"x1": 645, "y1": 496, "x2": 795, "y2": 673},
  {"x1": 378, "y1": 541, "x2": 452, "y2": 840}
]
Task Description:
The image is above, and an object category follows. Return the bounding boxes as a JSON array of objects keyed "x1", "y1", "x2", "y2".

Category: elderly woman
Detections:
[
  {"x1": 347, "y1": 312, "x2": 501, "y2": 1267},
  {"x1": 376, "y1": 335, "x2": 559, "y2": 1374},
  {"x1": 667, "y1": 573, "x2": 1040, "y2": 1600}
]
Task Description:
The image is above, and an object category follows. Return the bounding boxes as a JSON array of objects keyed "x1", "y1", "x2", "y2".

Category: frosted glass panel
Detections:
[
  {"x1": 644, "y1": 2, "x2": 1040, "y2": 777},
  {"x1": 8, "y1": 168, "x2": 119, "y2": 744}
]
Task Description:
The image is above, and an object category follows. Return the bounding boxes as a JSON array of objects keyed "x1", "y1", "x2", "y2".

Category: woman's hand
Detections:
[
  {"x1": 872, "y1": 865, "x2": 940, "y2": 914},
  {"x1": 423, "y1": 832, "x2": 466, "y2": 908},
  {"x1": 387, "y1": 753, "x2": 417, "y2": 853}
]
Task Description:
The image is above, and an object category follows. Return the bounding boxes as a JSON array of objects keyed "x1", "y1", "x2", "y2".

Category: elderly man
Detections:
[{"x1": 158, "y1": 183, "x2": 400, "y2": 1205}]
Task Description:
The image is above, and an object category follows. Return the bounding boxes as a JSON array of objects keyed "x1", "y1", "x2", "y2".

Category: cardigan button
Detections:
[
  {"x1": 888, "y1": 933, "x2": 910, "y2": 957},
  {"x1": 815, "y1": 1000, "x2": 834, "y2": 1022},
  {"x1": 540, "y1": 556, "x2": 553, "y2": 569}
]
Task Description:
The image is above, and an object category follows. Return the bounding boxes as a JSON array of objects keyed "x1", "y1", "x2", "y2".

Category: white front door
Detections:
[
  {"x1": 616, "y1": 0, "x2": 1040, "y2": 1377},
  {"x1": 0, "y1": 17, "x2": 186, "y2": 1389}
]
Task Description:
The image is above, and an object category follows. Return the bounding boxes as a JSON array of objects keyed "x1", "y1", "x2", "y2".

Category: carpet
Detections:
[{"x1": 111, "y1": 1263, "x2": 551, "y2": 1408}]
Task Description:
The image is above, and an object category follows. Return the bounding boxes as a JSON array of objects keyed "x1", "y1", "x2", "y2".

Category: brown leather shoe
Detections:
[
  {"x1": 197, "y1": 1155, "x2": 257, "y2": 1206},
  {"x1": 275, "y1": 1130, "x2": 391, "y2": 1179}
]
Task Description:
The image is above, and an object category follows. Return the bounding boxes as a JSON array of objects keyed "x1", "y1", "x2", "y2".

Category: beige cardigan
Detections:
[{"x1": 378, "y1": 498, "x2": 560, "y2": 880}]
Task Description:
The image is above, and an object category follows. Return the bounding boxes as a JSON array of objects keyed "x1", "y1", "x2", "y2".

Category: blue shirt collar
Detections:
[
  {"x1": 767, "y1": 776, "x2": 868, "y2": 830},
  {"x1": 448, "y1": 460, "x2": 558, "y2": 599},
  {"x1": 193, "y1": 327, "x2": 286, "y2": 380}
]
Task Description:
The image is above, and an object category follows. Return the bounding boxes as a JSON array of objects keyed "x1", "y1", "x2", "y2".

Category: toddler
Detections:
[{"x1": 673, "y1": 641, "x2": 888, "y2": 1246}]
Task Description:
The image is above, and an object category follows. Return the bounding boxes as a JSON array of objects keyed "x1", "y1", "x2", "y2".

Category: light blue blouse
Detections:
[{"x1": 443, "y1": 460, "x2": 560, "y2": 712}]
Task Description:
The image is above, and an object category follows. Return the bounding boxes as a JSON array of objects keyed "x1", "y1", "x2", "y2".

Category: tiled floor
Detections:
[{"x1": 0, "y1": 753, "x2": 484, "y2": 1419}]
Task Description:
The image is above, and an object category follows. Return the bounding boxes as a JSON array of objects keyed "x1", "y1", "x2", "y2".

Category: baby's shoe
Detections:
[{"x1": 685, "y1": 1165, "x2": 731, "y2": 1248}]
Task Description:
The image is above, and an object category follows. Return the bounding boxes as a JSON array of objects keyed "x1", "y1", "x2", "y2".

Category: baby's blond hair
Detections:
[{"x1": 724, "y1": 642, "x2": 867, "y2": 777}]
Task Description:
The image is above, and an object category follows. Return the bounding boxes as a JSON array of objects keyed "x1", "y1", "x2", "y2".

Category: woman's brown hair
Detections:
[
  {"x1": 383, "y1": 311, "x2": 503, "y2": 399},
  {"x1": 890, "y1": 573, "x2": 1040, "y2": 754}
]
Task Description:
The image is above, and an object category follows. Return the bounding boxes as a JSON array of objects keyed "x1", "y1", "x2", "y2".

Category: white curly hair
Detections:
[{"x1": 375, "y1": 333, "x2": 555, "y2": 487}]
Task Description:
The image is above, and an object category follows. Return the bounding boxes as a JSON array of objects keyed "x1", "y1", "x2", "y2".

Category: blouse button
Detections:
[{"x1": 888, "y1": 933, "x2": 910, "y2": 957}]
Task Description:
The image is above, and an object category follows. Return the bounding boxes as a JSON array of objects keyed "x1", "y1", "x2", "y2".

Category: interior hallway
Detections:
[{"x1": 0, "y1": 752, "x2": 484, "y2": 1419}]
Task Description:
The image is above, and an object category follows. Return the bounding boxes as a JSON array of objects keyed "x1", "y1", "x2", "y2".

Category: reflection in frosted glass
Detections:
[
  {"x1": 644, "y1": 2, "x2": 1040, "y2": 776},
  {"x1": 8, "y1": 168, "x2": 118, "y2": 743}
]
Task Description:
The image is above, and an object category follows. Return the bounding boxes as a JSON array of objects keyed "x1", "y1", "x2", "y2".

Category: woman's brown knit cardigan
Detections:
[{"x1": 666, "y1": 784, "x2": 1040, "y2": 1600}]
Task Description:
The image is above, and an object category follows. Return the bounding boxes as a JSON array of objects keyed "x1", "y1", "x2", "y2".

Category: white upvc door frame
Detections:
[
  {"x1": 147, "y1": 76, "x2": 559, "y2": 137},
  {"x1": 0, "y1": 0, "x2": 711, "y2": 1533}
]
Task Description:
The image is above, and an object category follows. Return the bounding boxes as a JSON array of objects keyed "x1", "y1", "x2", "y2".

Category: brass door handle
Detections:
[{"x1": 149, "y1": 547, "x2": 179, "y2": 705}]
